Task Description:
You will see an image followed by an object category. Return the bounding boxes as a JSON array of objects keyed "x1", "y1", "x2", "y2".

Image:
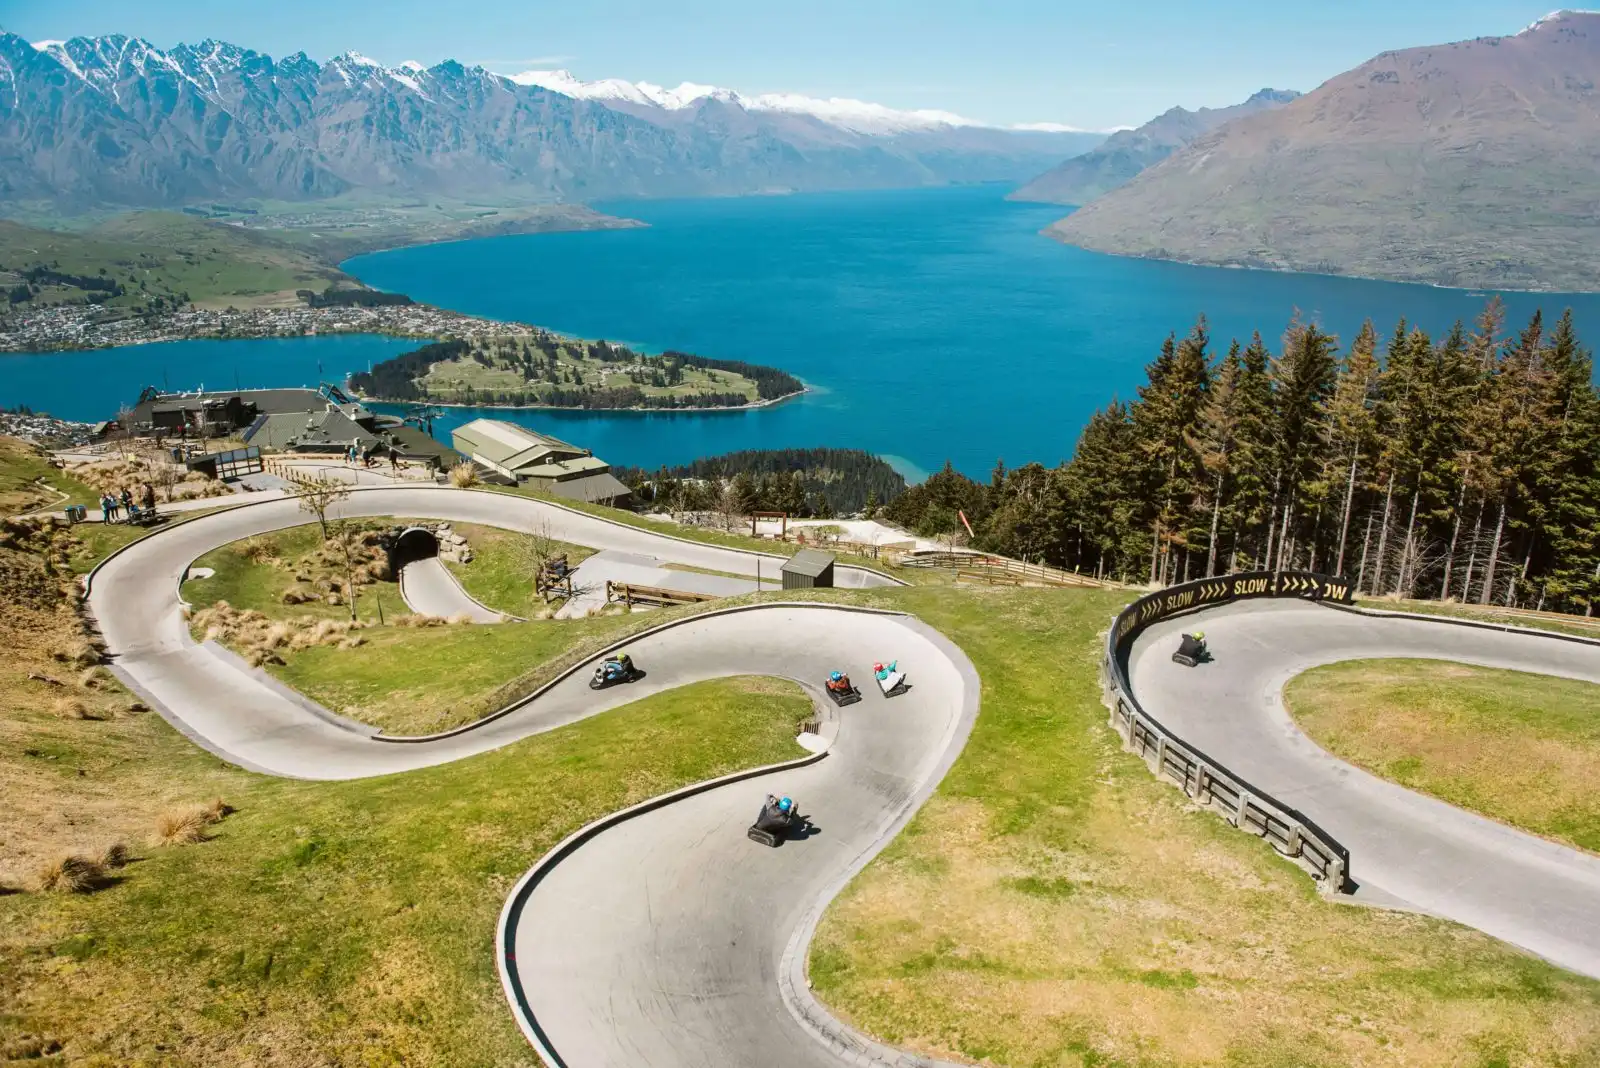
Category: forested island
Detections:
[
  {"x1": 886, "y1": 300, "x2": 1599, "y2": 615},
  {"x1": 347, "y1": 333, "x2": 804, "y2": 410},
  {"x1": 616, "y1": 448, "x2": 907, "y2": 517}
]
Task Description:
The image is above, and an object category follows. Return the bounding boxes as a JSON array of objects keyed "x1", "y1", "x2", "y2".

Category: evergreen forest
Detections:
[
  {"x1": 617, "y1": 448, "x2": 908, "y2": 518},
  {"x1": 887, "y1": 302, "x2": 1600, "y2": 613}
]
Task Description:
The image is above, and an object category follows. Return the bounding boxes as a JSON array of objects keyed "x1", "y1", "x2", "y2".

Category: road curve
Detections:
[
  {"x1": 86, "y1": 485, "x2": 978, "y2": 1066},
  {"x1": 397, "y1": 554, "x2": 506, "y2": 622},
  {"x1": 1129, "y1": 598, "x2": 1600, "y2": 978}
]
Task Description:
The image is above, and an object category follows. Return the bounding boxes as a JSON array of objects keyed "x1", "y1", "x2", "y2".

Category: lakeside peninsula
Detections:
[{"x1": 348, "y1": 335, "x2": 805, "y2": 411}]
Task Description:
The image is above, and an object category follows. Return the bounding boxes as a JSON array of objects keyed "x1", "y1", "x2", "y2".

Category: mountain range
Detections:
[
  {"x1": 1009, "y1": 88, "x2": 1300, "y2": 206},
  {"x1": 1049, "y1": 10, "x2": 1600, "y2": 291},
  {"x1": 0, "y1": 34, "x2": 1105, "y2": 210}
]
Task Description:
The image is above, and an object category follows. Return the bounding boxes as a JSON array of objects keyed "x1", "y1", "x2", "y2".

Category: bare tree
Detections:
[
  {"x1": 288, "y1": 472, "x2": 351, "y2": 538},
  {"x1": 114, "y1": 404, "x2": 136, "y2": 459}
]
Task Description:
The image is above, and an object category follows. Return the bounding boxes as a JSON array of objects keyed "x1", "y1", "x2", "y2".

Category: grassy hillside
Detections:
[
  {"x1": 0, "y1": 200, "x2": 642, "y2": 316},
  {"x1": 0, "y1": 213, "x2": 344, "y2": 312}
]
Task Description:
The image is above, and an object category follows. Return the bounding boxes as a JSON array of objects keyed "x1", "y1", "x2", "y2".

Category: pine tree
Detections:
[
  {"x1": 1270, "y1": 319, "x2": 1339, "y2": 571},
  {"x1": 1324, "y1": 320, "x2": 1380, "y2": 577},
  {"x1": 1189, "y1": 340, "x2": 1243, "y2": 577},
  {"x1": 1223, "y1": 333, "x2": 1277, "y2": 569},
  {"x1": 1535, "y1": 309, "x2": 1600, "y2": 611},
  {"x1": 1131, "y1": 319, "x2": 1213, "y2": 583}
]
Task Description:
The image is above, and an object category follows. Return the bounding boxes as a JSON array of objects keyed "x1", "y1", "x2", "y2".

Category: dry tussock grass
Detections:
[
  {"x1": 66, "y1": 455, "x2": 231, "y2": 502},
  {"x1": 193, "y1": 601, "x2": 374, "y2": 665},
  {"x1": 52, "y1": 696, "x2": 96, "y2": 720},
  {"x1": 448, "y1": 461, "x2": 480, "y2": 488},
  {"x1": 154, "y1": 798, "x2": 231, "y2": 846},
  {"x1": 34, "y1": 853, "x2": 107, "y2": 893}
]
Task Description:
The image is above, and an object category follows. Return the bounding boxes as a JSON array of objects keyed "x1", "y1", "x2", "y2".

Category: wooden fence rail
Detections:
[{"x1": 605, "y1": 581, "x2": 718, "y2": 609}]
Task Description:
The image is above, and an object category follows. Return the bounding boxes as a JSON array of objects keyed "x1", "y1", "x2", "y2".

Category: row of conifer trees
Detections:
[{"x1": 889, "y1": 300, "x2": 1600, "y2": 613}]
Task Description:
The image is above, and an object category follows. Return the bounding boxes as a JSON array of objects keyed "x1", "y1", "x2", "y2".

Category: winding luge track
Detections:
[
  {"x1": 85, "y1": 487, "x2": 1600, "y2": 1064},
  {"x1": 86, "y1": 485, "x2": 977, "y2": 1067},
  {"x1": 1129, "y1": 599, "x2": 1600, "y2": 979}
]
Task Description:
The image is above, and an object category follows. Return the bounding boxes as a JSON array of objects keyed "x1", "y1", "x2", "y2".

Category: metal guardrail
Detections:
[{"x1": 1102, "y1": 570, "x2": 1357, "y2": 892}]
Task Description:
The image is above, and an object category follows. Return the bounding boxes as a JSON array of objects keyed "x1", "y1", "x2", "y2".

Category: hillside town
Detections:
[{"x1": 0, "y1": 297, "x2": 538, "y2": 353}]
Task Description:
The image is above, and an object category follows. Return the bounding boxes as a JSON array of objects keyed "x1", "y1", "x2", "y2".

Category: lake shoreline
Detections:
[
  {"x1": 354, "y1": 385, "x2": 809, "y2": 415},
  {"x1": 1041, "y1": 227, "x2": 1599, "y2": 296}
]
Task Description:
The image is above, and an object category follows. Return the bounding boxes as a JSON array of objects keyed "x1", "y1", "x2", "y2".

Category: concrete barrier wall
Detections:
[{"x1": 1102, "y1": 570, "x2": 1356, "y2": 892}]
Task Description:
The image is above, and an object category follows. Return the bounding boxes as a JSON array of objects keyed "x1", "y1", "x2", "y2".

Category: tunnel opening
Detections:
[{"x1": 387, "y1": 526, "x2": 440, "y2": 576}]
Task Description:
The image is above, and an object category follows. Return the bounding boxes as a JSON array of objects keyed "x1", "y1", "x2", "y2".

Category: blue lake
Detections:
[{"x1": 6, "y1": 184, "x2": 1600, "y2": 479}]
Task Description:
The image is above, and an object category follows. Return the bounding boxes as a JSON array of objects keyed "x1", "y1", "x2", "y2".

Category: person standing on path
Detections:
[
  {"x1": 99, "y1": 494, "x2": 112, "y2": 523},
  {"x1": 119, "y1": 487, "x2": 134, "y2": 516},
  {"x1": 140, "y1": 482, "x2": 156, "y2": 512}
]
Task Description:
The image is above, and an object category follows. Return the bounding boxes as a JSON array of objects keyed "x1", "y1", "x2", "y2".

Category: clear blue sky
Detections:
[{"x1": 0, "y1": 0, "x2": 1567, "y2": 129}]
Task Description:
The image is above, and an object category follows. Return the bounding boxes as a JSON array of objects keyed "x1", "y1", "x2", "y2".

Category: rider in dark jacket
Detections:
[{"x1": 755, "y1": 795, "x2": 795, "y2": 833}]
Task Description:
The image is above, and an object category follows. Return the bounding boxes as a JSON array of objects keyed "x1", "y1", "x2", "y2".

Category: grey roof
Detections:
[
  {"x1": 547, "y1": 471, "x2": 632, "y2": 504},
  {"x1": 782, "y1": 548, "x2": 836, "y2": 577},
  {"x1": 387, "y1": 425, "x2": 466, "y2": 466},
  {"x1": 129, "y1": 387, "x2": 358, "y2": 425},
  {"x1": 451, "y1": 418, "x2": 590, "y2": 472},
  {"x1": 243, "y1": 410, "x2": 379, "y2": 451}
]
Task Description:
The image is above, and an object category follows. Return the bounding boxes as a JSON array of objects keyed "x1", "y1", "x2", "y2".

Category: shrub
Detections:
[
  {"x1": 53, "y1": 696, "x2": 93, "y2": 720},
  {"x1": 36, "y1": 854, "x2": 106, "y2": 893},
  {"x1": 99, "y1": 842, "x2": 131, "y2": 869},
  {"x1": 154, "y1": 798, "x2": 233, "y2": 847},
  {"x1": 449, "y1": 462, "x2": 480, "y2": 489}
]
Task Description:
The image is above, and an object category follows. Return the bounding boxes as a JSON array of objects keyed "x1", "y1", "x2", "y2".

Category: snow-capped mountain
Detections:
[
  {"x1": 505, "y1": 68, "x2": 1021, "y2": 136},
  {"x1": 0, "y1": 33, "x2": 1106, "y2": 209}
]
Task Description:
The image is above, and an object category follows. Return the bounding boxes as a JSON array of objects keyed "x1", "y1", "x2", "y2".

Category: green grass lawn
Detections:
[
  {"x1": 442, "y1": 522, "x2": 594, "y2": 617},
  {"x1": 411, "y1": 340, "x2": 762, "y2": 406},
  {"x1": 0, "y1": 676, "x2": 808, "y2": 1066},
  {"x1": 276, "y1": 613, "x2": 639, "y2": 735},
  {"x1": 1286, "y1": 658, "x2": 1600, "y2": 853}
]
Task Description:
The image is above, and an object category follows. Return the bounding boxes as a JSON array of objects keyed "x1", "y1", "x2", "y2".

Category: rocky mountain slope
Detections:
[
  {"x1": 1048, "y1": 11, "x2": 1600, "y2": 291},
  {"x1": 1009, "y1": 88, "x2": 1298, "y2": 205},
  {"x1": 0, "y1": 34, "x2": 1103, "y2": 210}
]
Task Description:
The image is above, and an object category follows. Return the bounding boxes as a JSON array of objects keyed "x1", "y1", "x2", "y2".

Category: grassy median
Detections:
[
  {"x1": 1287, "y1": 658, "x2": 1600, "y2": 854},
  {"x1": 441, "y1": 521, "x2": 594, "y2": 617}
]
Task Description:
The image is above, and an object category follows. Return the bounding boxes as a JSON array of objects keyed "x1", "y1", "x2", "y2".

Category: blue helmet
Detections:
[
  {"x1": 830, "y1": 671, "x2": 842, "y2": 682},
  {"x1": 778, "y1": 797, "x2": 793, "y2": 813}
]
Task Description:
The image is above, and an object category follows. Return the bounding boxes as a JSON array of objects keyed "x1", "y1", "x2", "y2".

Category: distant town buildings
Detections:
[
  {"x1": 0, "y1": 300, "x2": 538, "y2": 354},
  {"x1": 450, "y1": 418, "x2": 630, "y2": 505}
]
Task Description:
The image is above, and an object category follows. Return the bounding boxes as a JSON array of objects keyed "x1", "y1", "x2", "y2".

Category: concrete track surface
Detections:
[
  {"x1": 1129, "y1": 599, "x2": 1600, "y2": 978},
  {"x1": 396, "y1": 554, "x2": 506, "y2": 622}
]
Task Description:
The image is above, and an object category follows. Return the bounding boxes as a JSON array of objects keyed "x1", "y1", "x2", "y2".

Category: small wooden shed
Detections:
[{"x1": 782, "y1": 548, "x2": 836, "y2": 589}]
